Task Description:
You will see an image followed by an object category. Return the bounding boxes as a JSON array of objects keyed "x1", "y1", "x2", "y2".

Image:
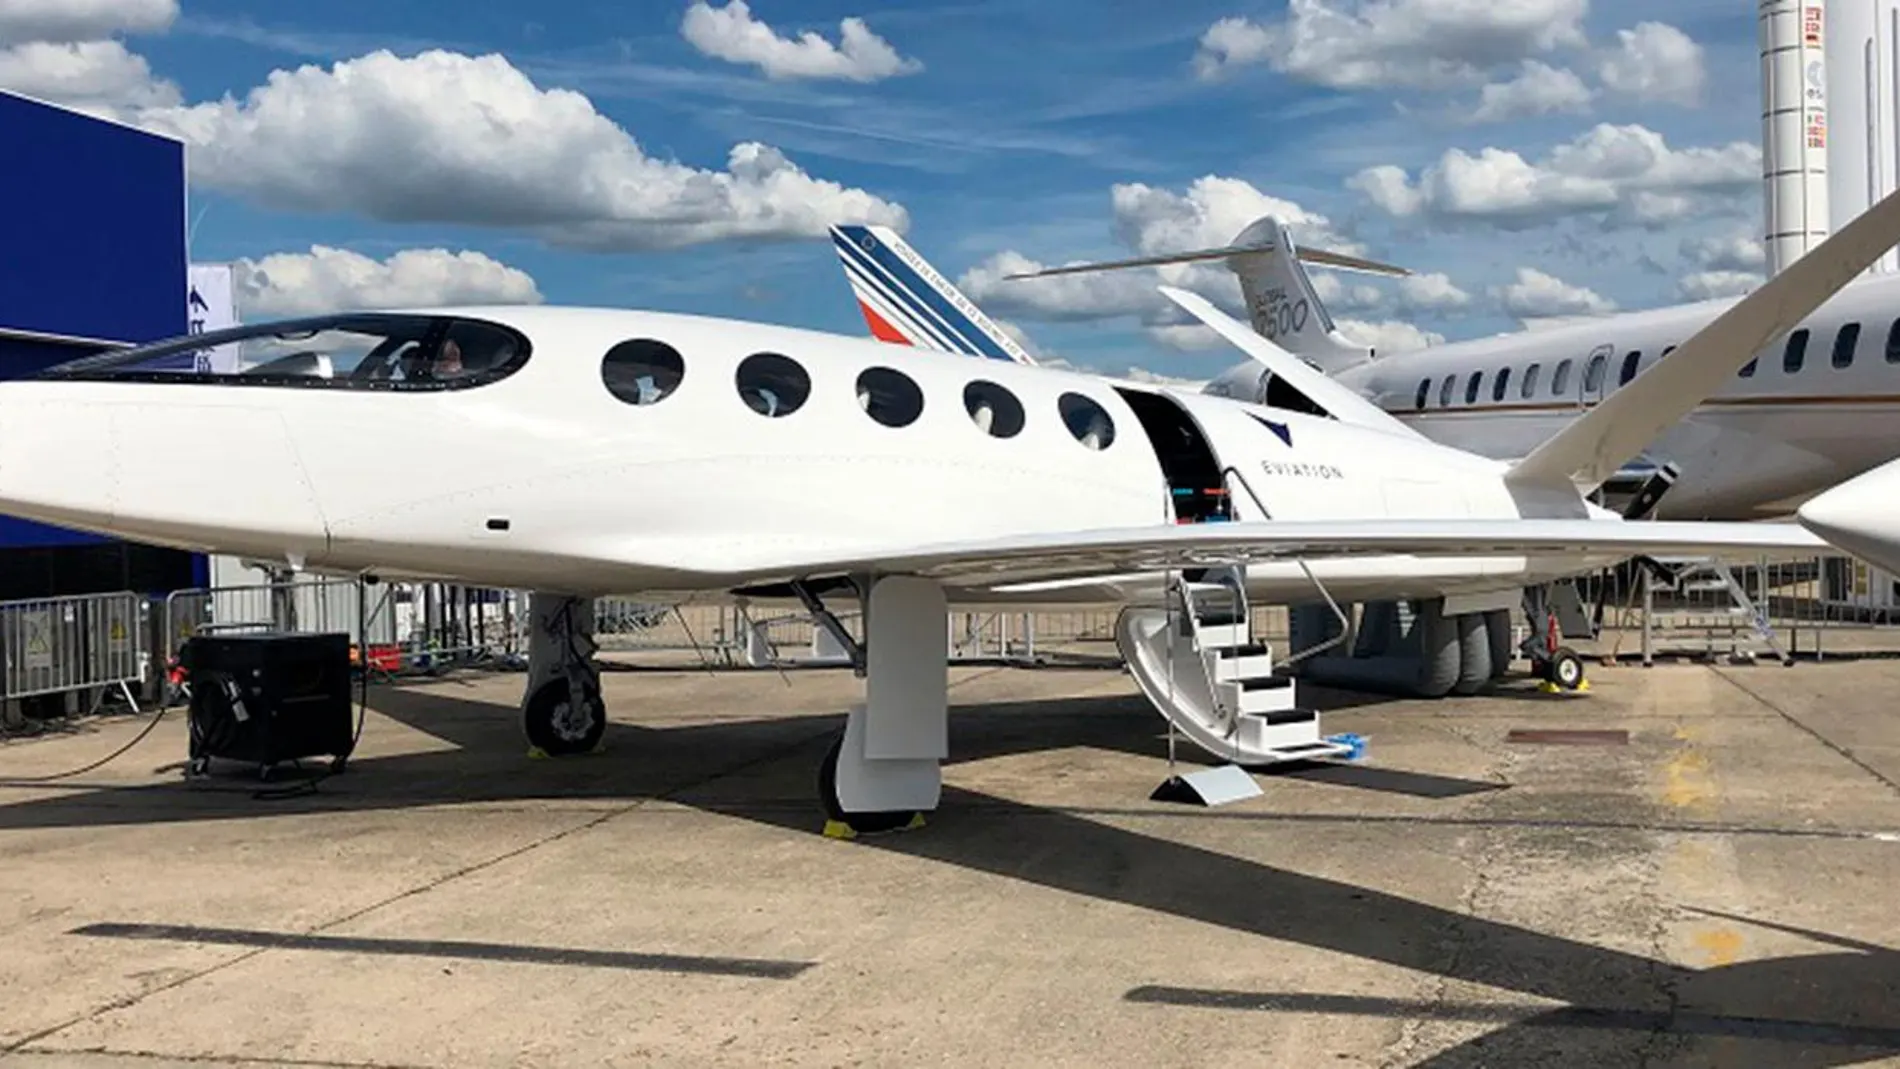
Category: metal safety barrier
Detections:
[
  {"x1": 730, "y1": 607, "x2": 1111, "y2": 668},
  {"x1": 8, "y1": 548, "x2": 1891, "y2": 724},
  {"x1": 0, "y1": 590, "x2": 146, "y2": 710},
  {"x1": 163, "y1": 577, "x2": 394, "y2": 661},
  {"x1": 595, "y1": 600, "x2": 741, "y2": 662},
  {"x1": 1572, "y1": 554, "x2": 1900, "y2": 664},
  {"x1": 162, "y1": 577, "x2": 533, "y2": 683}
]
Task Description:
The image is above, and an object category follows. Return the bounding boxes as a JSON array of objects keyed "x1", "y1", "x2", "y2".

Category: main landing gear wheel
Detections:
[
  {"x1": 817, "y1": 732, "x2": 926, "y2": 838},
  {"x1": 523, "y1": 677, "x2": 605, "y2": 756},
  {"x1": 1541, "y1": 646, "x2": 1587, "y2": 692}
]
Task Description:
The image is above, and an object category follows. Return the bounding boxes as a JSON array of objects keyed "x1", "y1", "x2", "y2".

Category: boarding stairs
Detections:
[
  {"x1": 1639, "y1": 555, "x2": 1790, "y2": 664},
  {"x1": 1115, "y1": 564, "x2": 1359, "y2": 766}
]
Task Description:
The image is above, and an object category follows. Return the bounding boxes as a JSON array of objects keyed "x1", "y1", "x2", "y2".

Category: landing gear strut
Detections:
[
  {"x1": 1521, "y1": 585, "x2": 1589, "y2": 693},
  {"x1": 521, "y1": 593, "x2": 606, "y2": 756},
  {"x1": 800, "y1": 576, "x2": 946, "y2": 837}
]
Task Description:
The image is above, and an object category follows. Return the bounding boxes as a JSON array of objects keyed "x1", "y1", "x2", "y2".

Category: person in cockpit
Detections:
[{"x1": 433, "y1": 338, "x2": 465, "y2": 379}]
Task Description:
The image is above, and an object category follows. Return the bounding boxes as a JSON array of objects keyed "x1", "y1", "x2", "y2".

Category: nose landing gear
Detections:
[
  {"x1": 520, "y1": 593, "x2": 607, "y2": 757},
  {"x1": 1520, "y1": 585, "x2": 1590, "y2": 693}
]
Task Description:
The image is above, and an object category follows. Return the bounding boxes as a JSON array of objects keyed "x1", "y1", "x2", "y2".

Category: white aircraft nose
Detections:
[
  {"x1": 1797, "y1": 459, "x2": 1900, "y2": 575},
  {"x1": 0, "y1": 389, "x2": 122, "y2": 533}
]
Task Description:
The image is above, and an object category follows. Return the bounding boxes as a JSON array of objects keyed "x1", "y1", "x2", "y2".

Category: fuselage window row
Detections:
[
  {"x1": 610, "y1": 343, "x2": 1117, "y2": 450},
  {"x1": 1404, "y1": 313, "x2": 1900, "y2": 415}
]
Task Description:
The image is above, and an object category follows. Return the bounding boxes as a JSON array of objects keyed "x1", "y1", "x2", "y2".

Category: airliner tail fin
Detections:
[
  {"x1": 829, "y1": 225, "x2": 1036, "y2": 365},
  {"x1": 1004, "y1": 216, "x2": 1405, "y2": 374}
]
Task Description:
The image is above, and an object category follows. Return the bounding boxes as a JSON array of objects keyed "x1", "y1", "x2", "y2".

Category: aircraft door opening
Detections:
[{"x1": 1112, "y1": 388, "x2": 1234, "y2": 523}]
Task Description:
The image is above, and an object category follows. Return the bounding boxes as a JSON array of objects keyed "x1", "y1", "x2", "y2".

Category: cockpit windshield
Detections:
[{"x1": 38, "y1": 313, "x2": 530, "y2": 390}]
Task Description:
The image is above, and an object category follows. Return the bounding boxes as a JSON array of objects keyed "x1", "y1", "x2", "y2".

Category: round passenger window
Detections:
[
  {"x1": 856, "y1": 366, "x2": 924, "y2": 428},
  {"x1": 601, "y1": 339, "x2": 684, "y2": 405},
  {"x1": 735, "y1": 352, "x2": 810, "y2": 418},
  {"x1": 1058, "y1": 392, "x2": 1115, "y2": 450},
  {"x1": 963, "y1": 380, "x2": 1024, "y2": 437}
]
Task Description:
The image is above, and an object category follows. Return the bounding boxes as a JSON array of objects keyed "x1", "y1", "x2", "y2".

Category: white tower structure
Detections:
[
  {"x1": 1762, "y1": 0, "x2": 1833, "y2": 276},
  {"x1": 1826, "y1": 0, "x2": 1900, "y2": 273}
]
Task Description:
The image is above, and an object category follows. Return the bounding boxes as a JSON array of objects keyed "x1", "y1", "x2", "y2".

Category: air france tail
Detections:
[
  {"x1": 829, "y1": 225, "x2": 1036, "y2": 365},
  {"x1": 1001, "y1": 215, "x2": 1407, "y2": 375}
]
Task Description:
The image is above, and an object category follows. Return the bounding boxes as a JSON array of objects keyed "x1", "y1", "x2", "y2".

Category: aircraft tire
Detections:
[
  {"x1": 1484, "y1": 609, "x2": 1514, "y2": 681},
  {"x1": 1451, "y1": 612, "x2": 1491, "y2": 696},
  {"x1": 817, "y1": 732, "x2": 924, "y2": 836},
  {"x1": 523, "y1": 676, "x2": 605, "y2": 756},
  {"x1": 1542, "y1": 647, "x2": 1587, "y2": 691}
]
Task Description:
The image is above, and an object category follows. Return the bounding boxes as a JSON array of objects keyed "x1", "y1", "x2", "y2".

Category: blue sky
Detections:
[{"x1": 1, "y1": 0, "x2": 1775, "y2": 379}]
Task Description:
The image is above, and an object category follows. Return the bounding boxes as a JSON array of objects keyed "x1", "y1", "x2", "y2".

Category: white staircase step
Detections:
[
  {"x1": 1238, "y1": 708, "x2": 1323, "y2": 753},
  {"x1": 1117, "y1": 606, "x2": 1366, "y2": 769},
  {"x1": 1192, "y1": 623, "x2": 1251, "y2": 648},
  {"x1": 1180, "y1": 583, "x2": 1246, "y2": 627},
  {"x1": 1179, "y1": 580, "x2": 1235, "y2": 596},
  {"x1": 1210, "y1": 644, "x2": 1275, "y2": 682},
  {"x1": 1228, "y1": 676, "x2": 1297, "y2": 715}
]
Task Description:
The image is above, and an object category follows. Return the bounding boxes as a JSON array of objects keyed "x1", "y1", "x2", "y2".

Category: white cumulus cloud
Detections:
[
  {"x1": 134, "y1": 49, "x2": 906, "y2": 251},
  {"x1": 0, "y1": 0, "x2": 176, "y2": 44},
  {"x1": 681, "y1": 0, "x2": 921, "y2": 82},
  {"x1": 959, "y1": 249, "x2": 1173, "y2": 323},
  {"x1": 1677, "y1": 270, "x2": 1761, "y2": 301},
  {"x1": 0, "y1": 38, "x2": 178, "y2": 110},
  {"x1": 1397, "y1": 271, "x2": 1473, "y2": 311},
  {"x1": 1110, "y1": 175, "x2": 1362, "y2": 259},
  {"x1": 0, "y1": 0, "x2": 178, "y2": 114},
  {"x1": 1598, "y1": 22, "x2": 1705, "y2": 107},
  {"x1": 233, "y1": 246, "x2": 543, "y2": 320},
  {"x1": 1193, "y1": 0, "x2": 1588, "y2": 88},
  {"x1": 1492, "y1": 266, "x2": 1616, "y2": 319},
  {"x1": 1337, "y1": 318, "x2": 1443, "y2": 353},
  {"x1": 1467, "y1": 60, "x2": 1592, "y2": 123},
  {"x1": 1681, "y1": 231, "x2": 1765, "y2": 272},
  {"x1": 1351, "y1": 122, "x2": 1756, "y2": 227}
]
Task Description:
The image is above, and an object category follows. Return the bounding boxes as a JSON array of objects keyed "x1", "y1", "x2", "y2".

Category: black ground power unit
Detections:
[{"x1": 181, "y1": 632, "x2": 356, "y2": 775}]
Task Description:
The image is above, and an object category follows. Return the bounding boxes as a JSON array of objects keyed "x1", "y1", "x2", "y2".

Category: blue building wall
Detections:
[
  {"x1": 0, "y1": 91, "x2": 187, "y2": 345},
  {"x1": 0, "y1": 91, "x2": 202, "y2": 594}
]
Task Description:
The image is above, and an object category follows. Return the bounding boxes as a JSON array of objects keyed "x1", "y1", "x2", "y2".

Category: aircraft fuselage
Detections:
[
  {"x1": 0, "y1": 305, "x2": 1634, "y2": 607},
  {"x1": 1328, "y1": 272, "x2": 1900, "y2": 519}
]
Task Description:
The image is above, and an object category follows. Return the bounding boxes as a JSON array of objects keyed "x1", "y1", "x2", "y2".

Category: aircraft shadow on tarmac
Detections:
[{"x1": 2, "y1": 676, "x2": 1897, "y2": 1067}]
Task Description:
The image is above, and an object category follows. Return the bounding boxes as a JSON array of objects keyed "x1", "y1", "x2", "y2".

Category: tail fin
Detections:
[
  {"x1": 1002, "y1": 215, "x2": 1406, "y2": 374},
  {"x1": 829, "y1": 225, "x2": 1036, "y2": 365},
  {"x1": 1158, "y1": 285, "x2": 1426, "y2": 441}
]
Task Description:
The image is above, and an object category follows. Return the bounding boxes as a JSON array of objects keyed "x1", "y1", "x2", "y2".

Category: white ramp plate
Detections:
[{"x1": 1150, "y1": 764, "x2": 1263, "y2": 807}]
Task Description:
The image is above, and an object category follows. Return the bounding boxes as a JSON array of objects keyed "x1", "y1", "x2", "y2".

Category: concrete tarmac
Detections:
[{"x1": 2, "y1": 656, "x2": 1898, "y2": 1067}]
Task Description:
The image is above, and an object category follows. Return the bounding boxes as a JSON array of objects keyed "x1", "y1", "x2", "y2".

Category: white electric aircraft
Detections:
[
  {"x1": 856, "y1": 213, "x2": 1900, "y2": 522},
  {"x1": 1798, "y1": 458, "x2": 1900, "y2": 576},
  {"x1": 4, "y1": 187, "x2": 1899, "y2": 833}
]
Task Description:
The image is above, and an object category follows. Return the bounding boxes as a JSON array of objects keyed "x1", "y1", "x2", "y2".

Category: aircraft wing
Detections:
[{"x1": 722, "y1": 518, "x2": 1825, "y2": 589}]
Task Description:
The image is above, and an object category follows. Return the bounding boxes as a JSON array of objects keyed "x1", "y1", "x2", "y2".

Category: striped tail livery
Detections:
[{"x1": 829, "y1": 224, "x2": 1037, "y2": 365}]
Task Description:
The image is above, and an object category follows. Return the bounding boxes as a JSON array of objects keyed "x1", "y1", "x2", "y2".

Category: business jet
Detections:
[
  {"x1": 4, "y1": 187, "x2": 1897, "y2": 834},
  {"x1": 1003, "y1": 217, "x2": 1900, "y2": 523}
]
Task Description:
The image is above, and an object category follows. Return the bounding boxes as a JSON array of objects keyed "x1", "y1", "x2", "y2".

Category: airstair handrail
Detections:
[{"x1": 1217, "y1": 464, "x2": 1352, "y2": 667}]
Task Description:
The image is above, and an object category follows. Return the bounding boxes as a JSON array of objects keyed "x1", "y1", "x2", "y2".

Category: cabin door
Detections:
[{"x1": 1112, "y1": 387, "x2": 1235, "y2": 523}]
